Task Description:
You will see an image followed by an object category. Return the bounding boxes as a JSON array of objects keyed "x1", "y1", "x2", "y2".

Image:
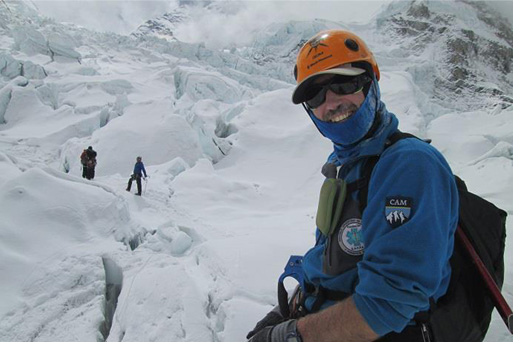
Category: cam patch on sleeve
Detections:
[{"x1": 385, "y1": 197, "x2": 412, "y2": 228}]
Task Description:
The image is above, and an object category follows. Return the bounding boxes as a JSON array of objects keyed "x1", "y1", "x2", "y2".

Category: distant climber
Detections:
[
  {"x1": 126, "y1": 156, "x2": 147, "y2": 196},
  {"x1": 80, "y1": 149, "x2": 88, "y2": 178},
  {"x1": 80, "y1": 146, "x2": 97, "y2": 180}
]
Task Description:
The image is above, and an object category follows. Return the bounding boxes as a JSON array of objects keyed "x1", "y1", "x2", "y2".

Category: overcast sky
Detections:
[
  {"x1": 30, "y1": 1, "x2": 391, "y2": 41},
  {"x1": 26, "y1": 0, "x2": 513, "y2": 48}
]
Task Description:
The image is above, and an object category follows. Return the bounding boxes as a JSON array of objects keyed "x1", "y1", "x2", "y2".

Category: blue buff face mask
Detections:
[{"x1": 308, "y1": 80, "x2": 379, "y2": 146}]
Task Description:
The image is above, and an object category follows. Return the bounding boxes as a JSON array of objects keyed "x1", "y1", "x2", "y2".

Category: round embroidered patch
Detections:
[{"x1": 338, "y1": 218, "x2": 364, "y2": 256}]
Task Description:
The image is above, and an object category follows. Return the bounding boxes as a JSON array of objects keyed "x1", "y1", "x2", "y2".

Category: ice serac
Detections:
[
  {"x1": 12, "y1": 25, "x2": 81, "y2": 62},
  {"x1": 131, "y1": 8, "x2": 189, "y2": 41},
  {"x1": 100, "y1": 257, "x2": 123, "y2": 340},
  {"x1": 174, "y1": 66, "x2": 251, "y2": 104},
  {"x1": 236, "y1": 20, "x2": 344, "y2": 83}
]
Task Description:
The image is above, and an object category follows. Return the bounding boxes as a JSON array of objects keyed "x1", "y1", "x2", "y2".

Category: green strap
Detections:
[{"x1": 316, "y1": 178, "x2": 347, "y2": 236}]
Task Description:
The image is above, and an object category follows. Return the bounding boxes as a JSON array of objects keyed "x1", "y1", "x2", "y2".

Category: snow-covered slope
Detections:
[{"x1": 0, "y1": 1, "x2": 512, "y2": 342}]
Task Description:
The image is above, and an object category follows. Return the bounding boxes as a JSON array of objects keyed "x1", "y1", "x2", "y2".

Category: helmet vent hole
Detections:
[{"x1": 345, "y1": 39, "x2": 359, "y2": 52}]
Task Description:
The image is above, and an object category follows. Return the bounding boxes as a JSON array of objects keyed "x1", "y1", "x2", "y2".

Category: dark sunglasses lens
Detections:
[
  {"x1": 330, "y1": 74, "x2": 370, "y2": 95},
  {"x1": 304, "y1": 74, "x2": 371, "y2": 109},
  {"x1": 305, "y1": 87, "x2": 327, "y2": 109},
  {"x1": 329, "y1": 82, "x2": 361, "y2": 95}
]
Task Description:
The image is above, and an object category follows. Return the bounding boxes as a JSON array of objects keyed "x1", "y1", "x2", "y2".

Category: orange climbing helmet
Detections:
[{"x1": 292, "y1": 29, "x2": 380, "y2": 104}]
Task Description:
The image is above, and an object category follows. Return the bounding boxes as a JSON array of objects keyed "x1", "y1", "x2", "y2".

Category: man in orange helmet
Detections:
[{"x1": 247, "y1": 30, "x2": 459, "y2": 342}]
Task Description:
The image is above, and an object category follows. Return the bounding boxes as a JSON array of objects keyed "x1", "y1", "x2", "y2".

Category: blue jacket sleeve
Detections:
[{"x1": 352, "y1": 139, "x2": 459, "y2": 335}]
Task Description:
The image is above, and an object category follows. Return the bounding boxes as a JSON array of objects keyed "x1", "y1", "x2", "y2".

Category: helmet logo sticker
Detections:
[
  {"x1": 304, "y1": 33, "x2": 334, "y2": 70},
  {"x1": 338, "y1": 218, "x2": 364, "y2": 256},
  {"x1": 306, "y1": 33, "x2": 329, "y2": 58},
  {"x1": 385, "y1": 197, "x2": 412, "y2": 228}
]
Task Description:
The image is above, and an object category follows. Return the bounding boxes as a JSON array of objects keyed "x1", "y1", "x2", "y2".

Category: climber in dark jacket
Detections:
[
  {"x1": 80, "y1": 146, "x2": 97, "y2": 180},
  {"x1": 126, "y1": 156, "x2": 147, "y2": 196}
]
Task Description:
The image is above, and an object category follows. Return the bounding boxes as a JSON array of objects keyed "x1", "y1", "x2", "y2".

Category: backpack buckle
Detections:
[{"x1": 421, "y1": 323, "x2": 431, "y2": 342}]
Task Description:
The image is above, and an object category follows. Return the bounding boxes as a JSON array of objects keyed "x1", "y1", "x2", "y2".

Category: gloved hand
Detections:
[
  {"x1": 246, "y1": 306, "x2": 285, "y2": 339},
  {"x1": 247, "y1": 319, "x2": 303, "y2": 342}
]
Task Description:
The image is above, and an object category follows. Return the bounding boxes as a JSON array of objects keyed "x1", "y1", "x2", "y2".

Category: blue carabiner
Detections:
[
  {"x1": 277, "y1": 255, "x2": 305, "y2": 318},
  {"x1": 278, "y1": 255, "x2": 306, "y2": 290}
]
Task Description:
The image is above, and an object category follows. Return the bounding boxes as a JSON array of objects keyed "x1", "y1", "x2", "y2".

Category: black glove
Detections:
[
  {"x1": 246, "y1": 306, "x2": 285, "y2": 339},
  {"x1": 247, "y1": 319, "x2": 303, "y2": 342}
]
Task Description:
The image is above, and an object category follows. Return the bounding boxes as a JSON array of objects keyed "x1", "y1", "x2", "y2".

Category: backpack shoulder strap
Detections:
[{"x1": 357, "y1": 131, "x2": 425, "y2": 212}]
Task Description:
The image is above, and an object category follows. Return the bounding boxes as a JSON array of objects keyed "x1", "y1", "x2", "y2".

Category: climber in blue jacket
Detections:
[
  {"x1": 247, "y1": 29, "x2": 459, "y2": 342},
  {"x1": 126, "y1": 156, "x2": 148, "y2": 196}
]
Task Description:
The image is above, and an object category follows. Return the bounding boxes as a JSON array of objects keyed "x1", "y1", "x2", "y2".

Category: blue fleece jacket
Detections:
[
  {"x1": 133, "y1": 161, "x2": 147, "y2": 177},
  {"x1": 301, "y1": 80, "x2": 459, "y2": 335}
]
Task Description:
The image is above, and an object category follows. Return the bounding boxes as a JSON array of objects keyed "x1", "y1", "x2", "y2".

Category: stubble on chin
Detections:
[{"x1": 324, "y1": 103, "x2": 359, "y2": 122}]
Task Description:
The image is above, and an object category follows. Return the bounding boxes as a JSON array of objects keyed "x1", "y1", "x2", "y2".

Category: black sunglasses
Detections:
[{"x1": 305, "y1": 74, "x2": 372, "y2": 109}]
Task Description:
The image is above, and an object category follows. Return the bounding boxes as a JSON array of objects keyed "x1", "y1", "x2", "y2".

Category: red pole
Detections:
[{"x1": 456, "y1": 225, "x2": 513, "y2": 334}]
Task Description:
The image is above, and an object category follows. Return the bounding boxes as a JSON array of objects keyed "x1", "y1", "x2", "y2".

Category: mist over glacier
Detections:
[{"x1": 1, "y1": 1, "x2": 513, "y2": 341}]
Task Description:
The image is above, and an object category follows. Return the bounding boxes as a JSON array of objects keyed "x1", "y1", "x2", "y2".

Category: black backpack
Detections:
[{"x1": 360, "y1": 131, "x2": 508, "y2": 342}]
